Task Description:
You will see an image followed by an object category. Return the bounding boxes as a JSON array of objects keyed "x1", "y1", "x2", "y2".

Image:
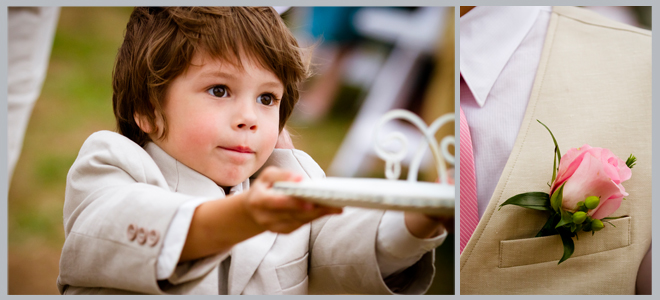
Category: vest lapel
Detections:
[{"x1": 460, "y1": 6, "x2": 560, "y2": 264}]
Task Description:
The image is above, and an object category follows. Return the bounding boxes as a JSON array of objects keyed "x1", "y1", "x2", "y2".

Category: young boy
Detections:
[{"x1": 57, "y1": 7, "x2": 447, "y2": 295}]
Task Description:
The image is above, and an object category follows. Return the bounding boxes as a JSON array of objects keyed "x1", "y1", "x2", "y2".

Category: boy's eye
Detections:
[
  {"x1": 257, "y1": 94, "x2": 277, "y2": 106},
  {"x1": 207, "y1": 85, "x2": 229, "y2": 97}
]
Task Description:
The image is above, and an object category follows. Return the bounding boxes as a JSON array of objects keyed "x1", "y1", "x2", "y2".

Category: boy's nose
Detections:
[
  {"x1": 234, "y1": 103, "x2": 258, "y2": 131},
  {"x1": 237, "y1": 123, "x2": 257, "y2": 130}
]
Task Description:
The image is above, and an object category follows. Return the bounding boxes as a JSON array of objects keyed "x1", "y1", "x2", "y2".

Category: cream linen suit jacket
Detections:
[
  {"x1": 57, "y1": 131, "x2": 435, "y2": 295},
  {"x1": 460, "y1": 6, "x2": 651, "y2": 294}
]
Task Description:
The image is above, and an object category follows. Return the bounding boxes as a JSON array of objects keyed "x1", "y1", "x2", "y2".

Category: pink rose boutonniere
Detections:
[{"x1": 499, "y1": 120, "x2": 636, "y2": 264}]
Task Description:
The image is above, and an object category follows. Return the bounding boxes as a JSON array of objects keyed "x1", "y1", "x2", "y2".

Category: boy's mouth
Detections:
[{"x1": 219, "y1": 145, "x2": 255, "y2": 154}]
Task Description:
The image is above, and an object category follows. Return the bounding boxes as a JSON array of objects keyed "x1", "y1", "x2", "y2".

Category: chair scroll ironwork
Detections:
[{"x1": 373, "y1": 109, "x2": 455, "y2": 184}]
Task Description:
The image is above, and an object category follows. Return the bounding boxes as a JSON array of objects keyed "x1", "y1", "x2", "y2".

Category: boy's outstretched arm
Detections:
[
  {"x1": 404, "y1": 212, "x2": 452, "y2": 239},
  {"x1": 180, "y1": 166, "x2": 342, "y2": 262}
]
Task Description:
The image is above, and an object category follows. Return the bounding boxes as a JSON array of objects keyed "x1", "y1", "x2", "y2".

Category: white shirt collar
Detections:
[{"x1": 460, "y1": 6, "x2": 551, "y2": 107}]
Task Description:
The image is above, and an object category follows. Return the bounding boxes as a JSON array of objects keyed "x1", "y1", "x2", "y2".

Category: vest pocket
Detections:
[{"x1": 498, "y1": 216, "x2": 631, "y2": 268}]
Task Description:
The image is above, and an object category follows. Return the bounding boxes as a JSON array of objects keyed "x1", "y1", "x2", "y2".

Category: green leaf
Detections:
[
  {"x1": 602, "y1": 215, "x2": 628, "y2": 220},
  {"x1": 574, "y1": 224, "x2": 582, "y2": 237},
  {"x1": 551, "y1": 147, "x2": 558, "y2": 183},
  {"x1": 625, "y1": 154, "x2": 637, "y2": 169},
  {"x1": 550, "y1": 182, "x2": 566, "y2": 213},
  {"x1": 604, "y1": 220, "x2": 616, "y2": 227},
  {"x1": 499, "y1": 192, "x2": 551, "y2": 211},
  {"x1": 555, "y1": 210, "x2": 572, "y2": 228},
  {"x1": 537, "y1": 120, "x2": 562, "y2": 164},
  {"x1": 536, "y1": 213, "x2": 560, "y2": 237},
  {"x1": 558, "y1": 230, "x2": 575, "y2": 264}
]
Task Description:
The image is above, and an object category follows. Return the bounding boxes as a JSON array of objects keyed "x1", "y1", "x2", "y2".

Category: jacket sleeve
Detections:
[
  {"x1": 57, "y1": 131, "x2": 220, "y2": 294},
  {"x1": 262, "y1": 149, "x2": 436, "y2": 295}
]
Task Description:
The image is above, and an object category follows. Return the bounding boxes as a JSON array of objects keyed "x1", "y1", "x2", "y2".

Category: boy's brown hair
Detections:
[{"x1": 113, "y1": 7, "x2": 308, "y2": 146}]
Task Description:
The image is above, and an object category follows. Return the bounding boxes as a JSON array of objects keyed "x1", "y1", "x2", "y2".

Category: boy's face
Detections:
[{"x1": 151, "y1": 51, "x2": 283, "y2": 187}]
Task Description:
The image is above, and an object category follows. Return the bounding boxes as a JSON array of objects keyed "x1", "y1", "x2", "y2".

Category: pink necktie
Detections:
[{"x1": 460, "y1": 107, "x2": 478, "y2": 253}]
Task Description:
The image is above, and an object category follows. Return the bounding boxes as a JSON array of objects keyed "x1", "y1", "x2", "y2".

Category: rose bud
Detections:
[
  {"x1": 550, "y1": 145, "x2": 631, "y2": 220},
  {"x1": 585, "y1": 196, "x2": 600, "y2": 210},
  {"x1": 572, "y1": 211, "x2": 587, "y2": 224},
  {"x1": 591, "y1": 219, "x2": 604, "y2": 231}
]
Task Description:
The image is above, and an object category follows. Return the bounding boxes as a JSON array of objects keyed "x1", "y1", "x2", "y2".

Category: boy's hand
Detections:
[
  {"x1": 243, "y1": 166, "x2": 342, "y2": 233},
  {"x1": 181, "y1": 166, "x2": 340, "y2": 262},
  {"x1": 404, "y1": 212, "x2": 452, "y2": 239}
]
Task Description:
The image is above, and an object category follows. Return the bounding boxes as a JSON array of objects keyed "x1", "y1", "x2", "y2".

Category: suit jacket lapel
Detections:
[
  {"x1": 144, "y1": 142, "x2": 225, "y2": 197},
  {"x1": 146, "y1": 142, "x2": 278, "y2": 294},
  {"x1": 229, "y1": 232, "x2": 277, "y2": 295}
]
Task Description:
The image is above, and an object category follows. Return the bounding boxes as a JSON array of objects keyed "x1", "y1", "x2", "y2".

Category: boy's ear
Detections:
[{"x1": 134, "y1": 112, "x2": 154, "y2": 134}]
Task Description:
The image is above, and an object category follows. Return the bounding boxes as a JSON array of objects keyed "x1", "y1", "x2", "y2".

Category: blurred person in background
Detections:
[
  {"x1": 7, "y1": 7, "x2": 59, "y2": 181},
  {"x1": 293, "y1": 7, "x2": 362, "y2": 122}
]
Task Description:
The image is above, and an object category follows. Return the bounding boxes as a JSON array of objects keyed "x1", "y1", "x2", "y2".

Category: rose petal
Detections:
[
  {"x1": 596, "y1": 148, "x2": 621, "y2": 184},
  {"x1": 608, "y1": 157, "x2": 618, "y2": 167},
  {"x1": 590, "y1": 195, "x2": 623, "y2": 220},
  {"x1": 603, "y1": 158, "x2": 622, "y2": 184},
  {"x1": 598, "y1": 148, "x2": 632, "y2": 184},
  {"x1": 589, "y1": 179, "x2": 628, "y2": 219},
  {"x1": 617, "y1": 158, "x2": 632, "y2": 183},
  {"x1": 552, "y1": 146, "x2": 590, "y2": 193},
  {"x1": 561, "y1": 154, "x2": 622, "y2": 213},
  {"x1": 558, "y1": 145, "x2": 592, "y2": 173}
]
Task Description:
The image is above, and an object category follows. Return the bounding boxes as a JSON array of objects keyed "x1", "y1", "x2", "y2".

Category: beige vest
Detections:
[{"x1": 460, "y1": 6, "x2": 651, "y2": 295}]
